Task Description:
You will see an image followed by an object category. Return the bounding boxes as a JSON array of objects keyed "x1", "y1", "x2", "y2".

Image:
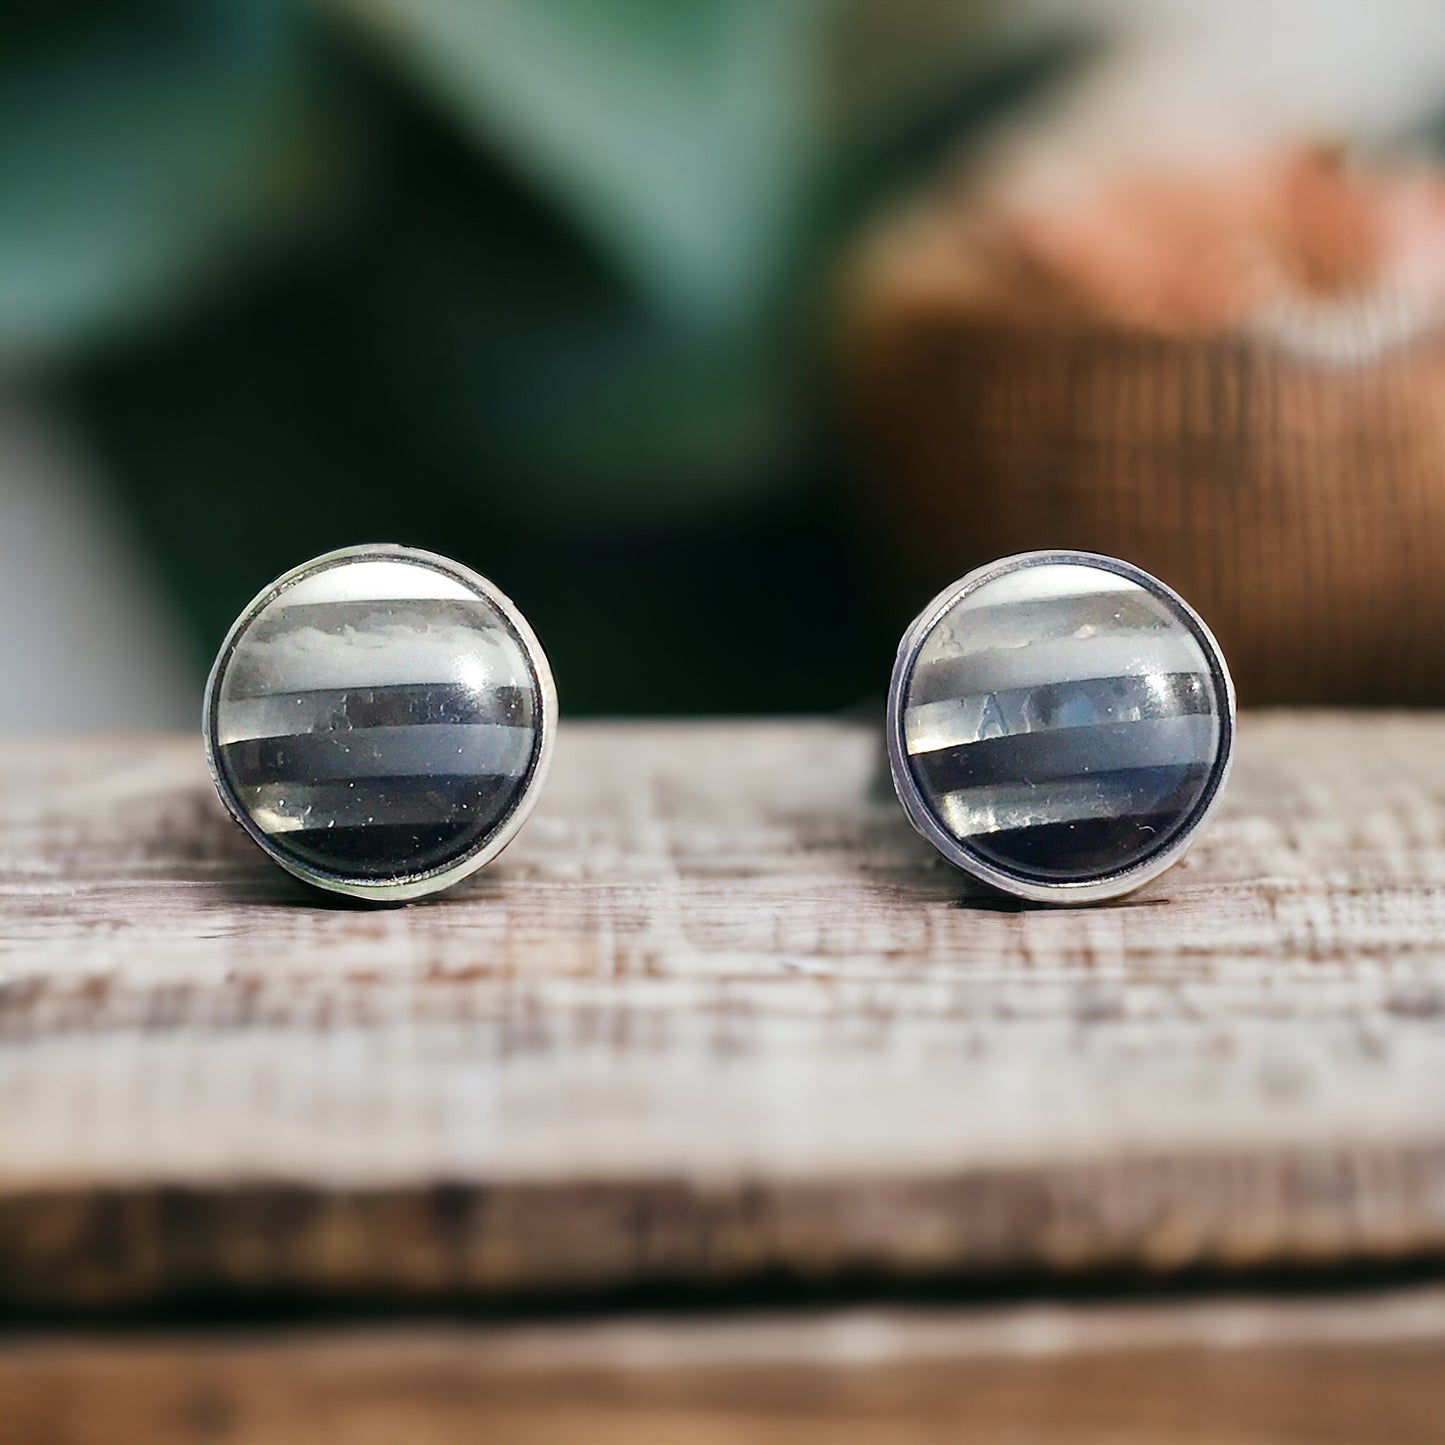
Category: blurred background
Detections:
[{"x1": 9, "y1": 0, "x2": 1445, "y2": 731}]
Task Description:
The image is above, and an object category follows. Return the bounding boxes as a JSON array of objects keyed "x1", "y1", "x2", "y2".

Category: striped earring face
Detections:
[
  {"x1": 204, "y1": 545, "x2": 556, "y2": 902},
  {"x1": 887, "y1": 551, "x2": 1234, "y2": 904}
]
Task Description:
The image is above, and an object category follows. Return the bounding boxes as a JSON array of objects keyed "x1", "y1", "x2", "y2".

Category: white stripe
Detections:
[
  {"x1": 950, "y1": 565, "x2": 1140, "y2": 611},
  {"x1": 280, "y1": 560, "x2": 476, "y2": 605},
  {"x1": 228, "y1": 623, "x2": 533, "y2": 695},
  {"x1": 903, "y1": 672, "x2": 1202, "y2": 754},
  {"x1": 937, "y1": 777, "x2": 1176, "y2": 838}
]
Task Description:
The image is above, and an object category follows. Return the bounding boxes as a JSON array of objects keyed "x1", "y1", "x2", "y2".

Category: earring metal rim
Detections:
[
  {"x1": 203, "y1": 543, "x2": 558, "y2": 903},
  {"x1": 886, "y1": 549, "x2": 1236, "y2": 905}
]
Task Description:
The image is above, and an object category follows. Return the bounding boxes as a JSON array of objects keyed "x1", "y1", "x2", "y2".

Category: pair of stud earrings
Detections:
[{"x1": 204, "y1": 543, "x2": 1234, "y2": 907}]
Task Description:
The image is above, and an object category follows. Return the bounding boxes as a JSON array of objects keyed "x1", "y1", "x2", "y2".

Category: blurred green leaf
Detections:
[
  {"x1": 312, "y1": 0, "x2": 1070, "y2": 517},
  {"x1": 817, "y1": 21, "x2": 1100, "y2": 253},
  {"x1": 319, "y1": 0, "x2": 834, "y2": 325},
  {"x1": 824, "y1": 0, "x2": 993, "y2": 137},
  {"x1": 0, "y1": 0, "x2": 335, "y2": 360},
  {"x1": 297, "y1": 103, "x2": 804, "y2": 521},
  {"x1": 53, "y1": 0, "x2": 1101, "y2": 712}
]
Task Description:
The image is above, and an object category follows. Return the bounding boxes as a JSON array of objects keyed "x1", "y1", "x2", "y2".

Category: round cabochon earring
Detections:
[
  {"x1": 887, "y1": 550, "x2": 1234, "y2": 904},
  {"x1": 204, "y1": 544, "x2": 556, "y2": 901}
]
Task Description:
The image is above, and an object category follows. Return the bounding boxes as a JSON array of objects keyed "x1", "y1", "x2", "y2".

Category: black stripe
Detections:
[
  {"x1": 219, "y1": 726, "x2": 533, "y2": 787},
  {"x1": 274, "y1": 822, "x2": 485, "y2": 879},
  {"x1": 232, "y1": 681, "x2": 534, "y2": 731},
  {"x1": 967, "y1": 811, "x2": 1195, "y2": 881},
  {"x1": 912, "y1": 717, "x2": 1215, "y2": 795},
  {"x1": 241, "y1": 772, "x2": 523, "y2": 820},
  {"x1": 266, "y1": 778, "x2": 524, "y2": 879}
]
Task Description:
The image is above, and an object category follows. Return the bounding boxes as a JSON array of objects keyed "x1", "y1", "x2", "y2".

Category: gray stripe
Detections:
[
  {"x1": 908, "y1": 716, "x2": 1217, "y2": 802},
  {"x1": 908, "y1": 634, "x2": 1209, "y2": 707}
]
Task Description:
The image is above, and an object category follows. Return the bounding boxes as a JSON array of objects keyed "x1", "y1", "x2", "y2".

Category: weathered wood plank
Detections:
[
  {"x1": 2, "y1": 717, "x2": 1445, "y2": 1306},
  {"x1": 5, "y1": 1288, "x2": 1445, "y2": 1443}
]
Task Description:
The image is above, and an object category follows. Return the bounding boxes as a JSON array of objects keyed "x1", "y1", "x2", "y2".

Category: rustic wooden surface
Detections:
[
  {"x1": 3, "y1": 717, "x2": 1445, "y2": 1310},
  {"x1": 5, "y1": 1288, "x2": 1445, "y2": 1443}
]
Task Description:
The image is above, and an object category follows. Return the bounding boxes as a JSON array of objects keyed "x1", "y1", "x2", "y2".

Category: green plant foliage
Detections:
[
  {"x1": 322, "y1": 0, "x2": 834, "y2": 326},
  {"x1": 0, "y1": 0, "x2": 338, "y2": 360},
  {"x1": 11, "y1": 0, "x2": 1090, "y2": 709}
]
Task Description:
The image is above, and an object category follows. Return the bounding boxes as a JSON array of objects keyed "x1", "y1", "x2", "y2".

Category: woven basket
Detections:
[{"x1": 849, "y1": 151, "x2": 1445, "y2": 704}]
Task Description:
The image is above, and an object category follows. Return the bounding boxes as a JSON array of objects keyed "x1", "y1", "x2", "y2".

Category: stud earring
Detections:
[
  {"x1": 887, "y1": 550, "x2": 1234, "y2": 904},
  {"x1": 203, "y1": 544, "x2": 556, "y2": 901}
]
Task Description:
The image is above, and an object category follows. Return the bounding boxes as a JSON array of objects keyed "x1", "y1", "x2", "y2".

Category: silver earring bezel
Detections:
[
  {"x1": 886, "y1": 550, "x2": 1235, "y2": 905},
  {"x1": 203, "y1": 543, "x2": 557, "y2": 903}
]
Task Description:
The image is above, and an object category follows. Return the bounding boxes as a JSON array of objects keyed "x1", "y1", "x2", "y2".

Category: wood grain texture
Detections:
[
  {"x1": 2, "y1": 717, "x2": 1445, "y2": 1307},
  {"x1": 5, "y1": 1289, "x2": 1445, "y2": 1443}
]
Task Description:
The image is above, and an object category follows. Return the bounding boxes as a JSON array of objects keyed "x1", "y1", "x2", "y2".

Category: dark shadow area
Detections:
[{"x1": 6, "y1": 1253, "x2": 1445, "y2": 1335}]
